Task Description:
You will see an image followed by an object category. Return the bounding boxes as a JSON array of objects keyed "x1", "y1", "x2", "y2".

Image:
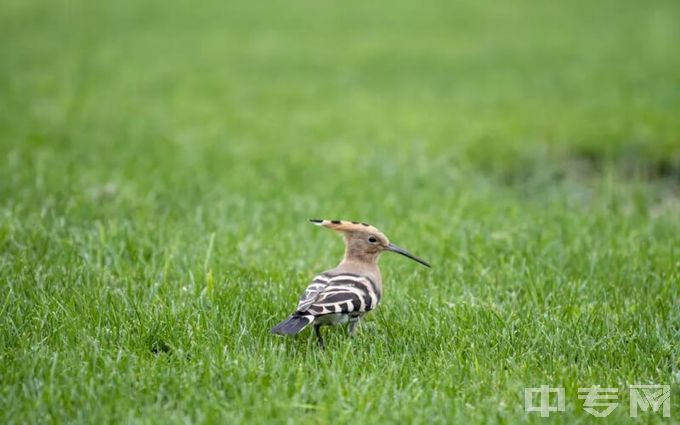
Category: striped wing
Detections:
[
  {"x1": 295, "y1": 274, "x2": 330, "y2": 312},
  {"x1": 303, "y1": 274, "x2": 380, "y2": 316}
]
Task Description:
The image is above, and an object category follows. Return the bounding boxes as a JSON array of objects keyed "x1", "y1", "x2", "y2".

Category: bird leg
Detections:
[
  {"x1": 348, "y1": 317, "x2": 360, "y2": 336},
  {"x1": 314, "y1": 324, "x2": 325, "y2": 349}
]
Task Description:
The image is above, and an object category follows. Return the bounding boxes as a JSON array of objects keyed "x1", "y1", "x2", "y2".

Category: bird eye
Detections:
[{"x1": 368, "y1": 236, "x2": 378, "y2": 243}]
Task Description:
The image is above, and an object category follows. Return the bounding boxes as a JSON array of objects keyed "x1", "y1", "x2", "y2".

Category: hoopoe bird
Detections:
[{"x1": 271, "y1": 219, "x2": 430, "y2": 348}]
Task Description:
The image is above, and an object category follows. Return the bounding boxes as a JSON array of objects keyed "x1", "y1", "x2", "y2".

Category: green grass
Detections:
[{"x1": 1, "y1": 0, "x2": 679, "y2": 423}]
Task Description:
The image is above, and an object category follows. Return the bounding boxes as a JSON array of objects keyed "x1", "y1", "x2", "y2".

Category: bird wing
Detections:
[
  {"x1": 295, "y1": 274, "x2": 331, "y2": 312},
  {"x1": 302, "y1": 274, "x2": 380, "y2": 316}
]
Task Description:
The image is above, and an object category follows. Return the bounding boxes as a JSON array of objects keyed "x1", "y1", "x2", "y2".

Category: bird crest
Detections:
[{"x1": 309, "y1": 219, "x2": 384, "y2": 236}]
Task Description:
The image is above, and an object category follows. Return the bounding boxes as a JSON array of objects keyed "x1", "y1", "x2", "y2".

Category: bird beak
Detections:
[{"x1": 386, "y1": 243, "x2": 431, "y2": 268}]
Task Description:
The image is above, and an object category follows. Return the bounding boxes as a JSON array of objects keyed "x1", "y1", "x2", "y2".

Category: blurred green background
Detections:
[{"x1": 1, "y1": 0, "x2": 678, "y2": 423}]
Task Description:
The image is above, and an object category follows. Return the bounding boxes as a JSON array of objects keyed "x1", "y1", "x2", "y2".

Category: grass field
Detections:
[{"x1": 1, "y1": 0, "x2": 679, "y2": 423}]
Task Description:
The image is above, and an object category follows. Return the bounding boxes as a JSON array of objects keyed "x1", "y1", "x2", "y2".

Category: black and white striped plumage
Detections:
[
  {"x1": 299, "y1": 273, "x2": 380, "y2": 315},
  {"x1": 270, "y1": 273, "x2": 381, "y2": 337}
]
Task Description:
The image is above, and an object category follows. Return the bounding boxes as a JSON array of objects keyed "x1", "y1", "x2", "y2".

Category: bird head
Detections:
[{"x1": 309, "y1": 219, "x2": 430, "y2": 267}]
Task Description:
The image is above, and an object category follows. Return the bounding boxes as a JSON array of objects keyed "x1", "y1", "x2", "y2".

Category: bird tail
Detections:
[{"x1": 271, "y1": 314, "x2": 314, "y2": 335}]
